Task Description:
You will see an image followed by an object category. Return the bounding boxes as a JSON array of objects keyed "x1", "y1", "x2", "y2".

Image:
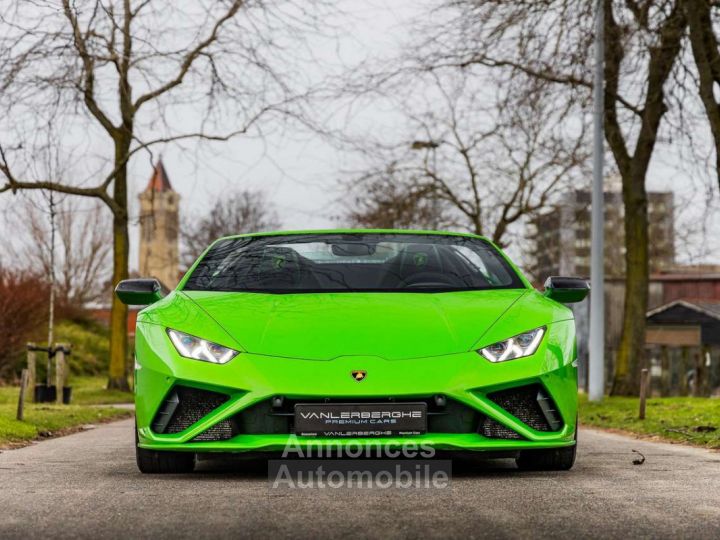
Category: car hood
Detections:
[{"x1": 169, "y1": 289, "x2": 530, "y2": 360}]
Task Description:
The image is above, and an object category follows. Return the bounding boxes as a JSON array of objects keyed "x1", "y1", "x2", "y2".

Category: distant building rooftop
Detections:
[
  {"x1": 144, "y1": 159, "x2": 173, "y2": 192},
  {"x1": 647, "y1": 299, "x2": 720, "y2": 320},
  {"x1": 651, "y1": 264, "x2": 720, "y2": 281}
]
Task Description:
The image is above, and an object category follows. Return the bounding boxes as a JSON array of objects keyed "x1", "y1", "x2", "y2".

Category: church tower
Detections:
[{"x1": 138, "y1": 160, "x2": 180, "y2": 288}]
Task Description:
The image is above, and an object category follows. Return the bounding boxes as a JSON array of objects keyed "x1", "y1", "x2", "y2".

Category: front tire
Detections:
[
  {"x1": 516, "y1": 420, "x2": 577, "y2": 471},
  {"x1": 135, "y1": 421, "x2": 195, "y2": 474},
  {"x1": 515, "y1": 443, "x2": 576, "y2": 471}
]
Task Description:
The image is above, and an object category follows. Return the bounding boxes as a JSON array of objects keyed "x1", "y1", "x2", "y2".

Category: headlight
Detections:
[
  {"x1": 166, "y1": 329, "x2": 239, "y2": 364},
  {"x1": 478, "y1": 327, "x2": 546, "y2": 363}
]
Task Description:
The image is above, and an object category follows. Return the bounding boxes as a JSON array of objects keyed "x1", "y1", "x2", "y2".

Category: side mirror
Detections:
[
  {"x1": 543, "y1": 276, "x2": 590, "y2": 304},
  {"x1": 115, "y1": 278, "x2": 168, "y2": 306}
]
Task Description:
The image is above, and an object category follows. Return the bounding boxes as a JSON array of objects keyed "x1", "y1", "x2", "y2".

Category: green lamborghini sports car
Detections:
[{"x1": 116, "y1": 230, "x2": 589, "y2": 473}]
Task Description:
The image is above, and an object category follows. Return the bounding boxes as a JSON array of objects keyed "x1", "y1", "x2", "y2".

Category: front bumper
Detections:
[{"x1": 135, "y1": 320, "x2": 578, "y2": 453}]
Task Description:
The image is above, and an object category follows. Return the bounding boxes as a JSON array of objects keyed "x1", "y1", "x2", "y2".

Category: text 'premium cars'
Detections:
[{"x1": 116, "y1": 230, "x2": 588, "y2": 473}]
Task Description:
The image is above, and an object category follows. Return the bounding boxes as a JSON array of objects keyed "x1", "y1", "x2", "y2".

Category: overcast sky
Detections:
[{"x1": 1, "y1": 0, "x2": 718, "y2": 271}]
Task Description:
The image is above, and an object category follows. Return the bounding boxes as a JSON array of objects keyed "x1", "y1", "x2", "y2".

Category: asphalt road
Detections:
[{"x1": 1, "y1": 418, "x2": 719, "y2": 539}]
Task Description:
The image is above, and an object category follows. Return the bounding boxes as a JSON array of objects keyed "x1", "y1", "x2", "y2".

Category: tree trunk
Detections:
[
  {"x1": 602, "y1": 1, "x2": 684, "y2": 396},
  {"x1": 107, "y1": 140, "x2": 131, "y2": 391},
  {"x1": 107, "y1": 214, "x2": 130, "y2": 390},
  {"x1": 611, "y1": 170, "x2": 649, "y2": 395}
]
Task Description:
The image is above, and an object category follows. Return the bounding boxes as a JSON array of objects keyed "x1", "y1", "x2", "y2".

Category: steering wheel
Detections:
[{"x1": 396, "y1": 271, "x2": 458, "y2": 289}]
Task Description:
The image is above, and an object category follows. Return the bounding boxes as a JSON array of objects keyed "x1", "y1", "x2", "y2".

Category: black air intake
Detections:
[
  {"x1": 485, "y1": 384, "x2": 563, "y2": 434},
  {"x1": 479, "y1": 417, "x2": 524, "y2": 439},
  {"x1": 151, "y1": 386, "x2": 233, "y2": 441}
]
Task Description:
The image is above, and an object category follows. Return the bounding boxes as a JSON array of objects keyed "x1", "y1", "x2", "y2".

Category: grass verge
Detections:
[
  {"x1": 0, "y1": 405, "x2": 132, "y2": 448},
  {"x1": 61, "y1": 375, "x2": 134, "y2": 405},
  {"x1": 580, "y1": 395, "x2": 720, "y2": 449},
  {"x1": 0, "y1": 376, "x2": 133, "y2": 448},
  {"x1": 0, "y1": 375, "x2": 133, "y2": 406}
]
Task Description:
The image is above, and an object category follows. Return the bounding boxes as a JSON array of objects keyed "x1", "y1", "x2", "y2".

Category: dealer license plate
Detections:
[{"x1": 294, "y1": 402, "x2": 427, "y2": 437}]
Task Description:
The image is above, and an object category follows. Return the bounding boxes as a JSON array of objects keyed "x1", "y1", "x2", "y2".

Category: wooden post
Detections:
[
  {"x1": 26, "y1": 343, "x2": 37, "y2": 402},
  {"x1": 693, "y1": 349, "x2": 705, "y2": 397},
  {"x1": 17, "y1": 369, "x2": 29, "y2": 421},
  {"x1": 55, "y1": 345, "x2": 65, "y2": 405},
  {"x1": 699, "y1": 346, "x2": 710, "y2": 397},
  {"x1": 680, "y1": 346, "x2": 689, "y2": 396},
  {"x1": 639, "y1": 368, "x2": 650, "y2": 420},
  {"x1": 659, "y1": 345, "x2": 670, "y2": 397}
]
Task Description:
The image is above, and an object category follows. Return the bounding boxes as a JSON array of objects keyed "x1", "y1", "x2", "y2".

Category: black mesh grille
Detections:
[
  {"x1": 192, "y1": 422, "x2": 234, "y2": 442},
  {"x1": 479, "y1": 417, "x2": 523, "y2": 439},
  {"x1": 153, "y1": 386, "x2": 232, "y2": 440},
  {"x1": 485, "y1": 384, "x2": 562, "y2": 433}
]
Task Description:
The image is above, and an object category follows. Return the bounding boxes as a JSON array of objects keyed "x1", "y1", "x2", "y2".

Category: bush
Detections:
[
  {"x1": 0, "y1": 268, "x2": 48, "y2": 382},
  {"x1": 54, "y1": 319, "x2": 110, "y2": 376},
  {"x1": 0, "y1": 266, "x2": 117, "y2": 382}
]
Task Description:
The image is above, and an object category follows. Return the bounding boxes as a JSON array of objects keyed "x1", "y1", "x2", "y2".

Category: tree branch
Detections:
[
  {"x1": 685, "y1": 0, "x2": 720, "y2": 192},
  {"x1": 434, "y1": 55, "x2": 643, "y2": 116},
  {"x1": 133, "y1": 0, "x2": 244, "y2": 111},
  {"x1": 61, "y1": 0, "x2": 117, "y2": 135}
]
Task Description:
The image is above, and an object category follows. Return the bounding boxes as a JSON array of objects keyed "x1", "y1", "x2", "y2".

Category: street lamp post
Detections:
[{"x1": 589, "y1": 0, "x2": 605, "y2": 402}]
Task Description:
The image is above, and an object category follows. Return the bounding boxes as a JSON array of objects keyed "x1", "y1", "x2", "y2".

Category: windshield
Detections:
[{"x1": 183, "y1": 233, "x2": 525, "y2": 293}]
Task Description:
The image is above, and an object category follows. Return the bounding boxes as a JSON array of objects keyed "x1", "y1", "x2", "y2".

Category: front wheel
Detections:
[
  {"x1": 135, "y1": 421, "x2": 195, "y2": 474},
  {"x1": 515, "y1": 444, "x2": 576, "y2": 471},
  {"x1": 516, "y1": 424, "x2": 577, "y2": 471}
]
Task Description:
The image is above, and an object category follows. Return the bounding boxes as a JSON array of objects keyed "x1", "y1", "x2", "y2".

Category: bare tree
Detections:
[
  {"x1": 345, "y1": 169, "x2": 455, "y2": 231},
  {"x1": 0, "y1": 1, "x2": 325, "y2": 389},
  {"x1": 378, "y1": 0, "x2": 696, "y2": 395},
  {"x1": 343, "y1": 73, "x2": 588, "y2": 247},
  {"x1": 9, "y1": 197, "x2": 112, "y2": 307},
  {"x1": 181, "y1": 189, "x2": 280, "y2": 267}
]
